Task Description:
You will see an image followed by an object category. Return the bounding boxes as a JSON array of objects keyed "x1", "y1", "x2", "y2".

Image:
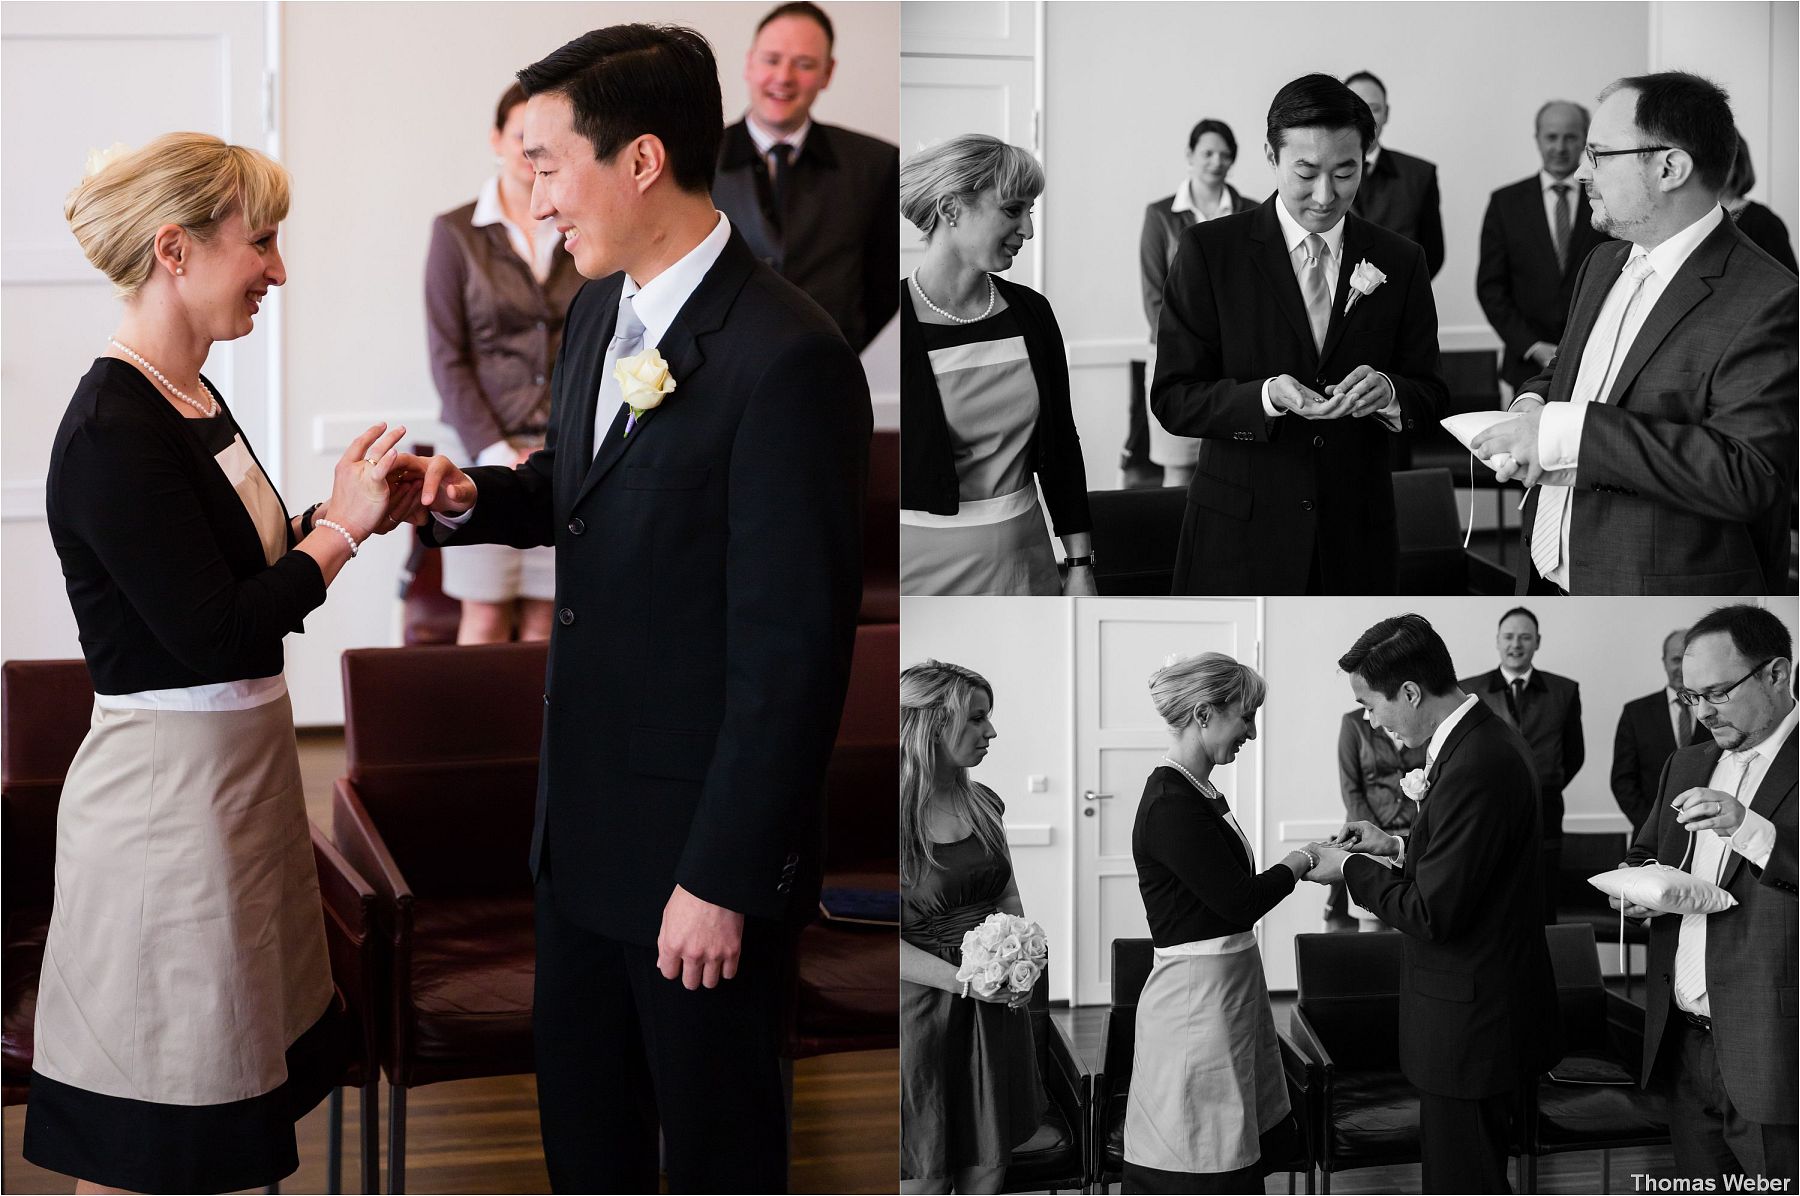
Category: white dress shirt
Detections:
[
  {"x1": 472, "y1": 174, "x2": 563, "y2": 284},
  {"x1": 1672, "y1": 704, "x2": 1797, "y2": 1016},
  {"x1": 745, "y1": 112, "x2": 811, "y2": 167},
  {"x1": 1537, "y1": 170, "x2": 1579, "y2": 249},
  {"x1": 1388, "y1": 693, "x2": 1483, "y2": 870},
  {"x1": 1170, "y1": 177, "x2": 1230, "y2": 221},
  {"x1": 1523, "y1": 204, "x2": 1726, "y2": 590},
  {"x1": 1261, "y1": 198, "x2": 1401, "y2": 429}
]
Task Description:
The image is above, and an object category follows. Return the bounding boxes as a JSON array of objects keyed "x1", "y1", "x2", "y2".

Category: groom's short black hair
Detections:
[
  {"x1": 1339, "y1": 613, "x2": 1458, "y2": 699},
  {"x1": 1267, "y1": 73, "x2": 1377, "y2": 156},
  {"x1": 518, "y1": 25, "x2": 723, "y2": 194}
]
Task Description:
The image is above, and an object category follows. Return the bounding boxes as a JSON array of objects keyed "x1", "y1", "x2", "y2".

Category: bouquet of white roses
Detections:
[{"x1": 954, "y1": 912, "x2": 1048, "y2": 1000}]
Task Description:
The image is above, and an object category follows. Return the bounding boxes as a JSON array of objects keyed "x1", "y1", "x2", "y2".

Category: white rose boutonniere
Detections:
[
  {"x1": 1400, "y1": 767, "x2": 1430, "y2": 803},
  {"x1": 1344, "y1": 259, "x2": 1388, "y2": 316},
  {"x1": 615, "y1": 347, "x2": 677, "y2": 437}
]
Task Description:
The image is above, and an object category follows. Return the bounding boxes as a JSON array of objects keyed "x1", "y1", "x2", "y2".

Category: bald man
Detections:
[
  {"x1": 1613, "y1": 627, "x2": 1706, "y2": 834},
  {"x1": 1477, "y1": 100, "x2": 1614, "y2": 390}
]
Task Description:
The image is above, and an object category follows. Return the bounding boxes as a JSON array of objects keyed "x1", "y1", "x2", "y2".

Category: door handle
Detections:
[{"x1": 1082, "y1": 790, "x2": 1113, "y2": 802}]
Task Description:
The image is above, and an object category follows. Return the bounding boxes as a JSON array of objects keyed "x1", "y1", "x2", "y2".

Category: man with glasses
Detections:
[
  {"x1": 1476, "y1": 101, "x2": 1614, "y2": 392},
  {"x1": 1610, "y1": 604, "x2": 1797, "y2": 1189},
  {"x1": 1473, "y1": 71, "x2": 1797, "y2": 596}
]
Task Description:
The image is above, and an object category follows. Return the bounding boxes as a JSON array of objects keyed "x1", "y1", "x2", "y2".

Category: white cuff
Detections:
[
  {"x1": 473, "y1": 439, "x2": 515, "y2": 467},
  {"x1": 1509, "y1": 392, "x2": 1546, "y2": 413},
  {"x1": 433, "y1": 502, "x2": 476, "y2": 529},
  {"x1": 1538, "y1": 400, "x2": 1586, "y2": 475},
  {"x1": 1374, "y1": 373, "x2": 1401, "y2": 431},
  {"x1": 1727, "y1": 806, "x2": 1776, "y2": 870},
  {"x1": 1261, "y1": 377, "x2": 1283, "y2": 419}
]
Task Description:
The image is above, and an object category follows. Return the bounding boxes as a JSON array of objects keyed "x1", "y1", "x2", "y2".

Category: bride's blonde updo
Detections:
[
  {"x1": 1148, "y1": 651, "x2": 1266, "y2": 732},
  {"x1": 64, "y1": 132, "x2": 290, "y2": 298}
]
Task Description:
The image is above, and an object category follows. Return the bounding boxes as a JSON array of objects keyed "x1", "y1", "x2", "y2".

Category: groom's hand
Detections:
[
  {"x1": 657, "y1": 885, "x2": 746, "y2": 990},
  {"x1": 1327, "y1": 365, "x2": 1393, "y2": 418},
  {"x1": 394, "y1": 452, "x2": 477, "y2": 515},
  {"x1": 1268, "y1": 375, "x2": 1337, "y2": 418},
  {"x1": 1335, "y1": 820, "x2": 1400, "y2": 857},
  {"x1": 1309, "y1": 845, "x2": 1349, "y2": 883}
]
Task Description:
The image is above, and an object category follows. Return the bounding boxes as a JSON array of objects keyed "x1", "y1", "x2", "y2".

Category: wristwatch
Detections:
[
  {"x1": 1063, "y1": 553, "x2": 1097, "y2": 569},
  {"x1": 300, "y1": 502, "x2": 323, "y2": 538}
]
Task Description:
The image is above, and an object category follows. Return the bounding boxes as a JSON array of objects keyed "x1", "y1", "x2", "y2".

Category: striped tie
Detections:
[{"x1": 1671, "y1": 751, "x2": 1754, "y2": 1015}]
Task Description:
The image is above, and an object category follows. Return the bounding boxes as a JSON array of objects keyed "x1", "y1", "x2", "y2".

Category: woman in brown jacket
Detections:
[{"x1": 424, "y1": 82, "x2": 584, "y2": 642}]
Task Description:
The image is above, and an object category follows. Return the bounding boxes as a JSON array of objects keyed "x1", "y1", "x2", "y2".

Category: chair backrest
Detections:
[
  {"x1": 1557, "y1": 831, "x2": 1634, "y2": 915},
  {"x1": 1086, "y1": 488, "x2": 1188, "y2": 595},
  {"x1": 1102, "y1": 938, "x2": 1155, "y2": 1084},
  {"x1": 340, "y1": 643, "x2": 548, "y2": 898},
  {"x1": 311, "y1": 822, "x2": 379, "y2": 1073},
  {"x1": 1439, "y1": 349, "x2": 1503, "y2": 417},
  {"x1": 825, "y1": 623, "x2": 899, "y2": 874},
  {"x1": 1392, "y1": 468, "x2": 1464, "y2": 594},
  {"x1": 1, "y1": 659, "x2": 93, "y2": 787},
  {"x1": 1545, "y1": 921, "x2": 1607, "y2": 1051},
  {"x1": 1294, "y1": 931, "x2": 1405, "y2": 1069}
]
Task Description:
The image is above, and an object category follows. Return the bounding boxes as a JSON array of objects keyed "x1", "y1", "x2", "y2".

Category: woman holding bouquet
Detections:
[
  {"x1": 1123, "y1": 652, "x2": 1321, "y2": 1193},
  {"x1": 900, "y1": 660, "x2": 1043, "y2": 1194}
]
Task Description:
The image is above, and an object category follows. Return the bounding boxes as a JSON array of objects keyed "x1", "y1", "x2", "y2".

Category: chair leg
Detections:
[
  {"x1": 1306, "y1": 1167, "x2": 1315, "y2": 1195},
  {"x1": 1321, "y1": 1169, "x2": 1331, "y2": 1194},
  {"x1": 1288, "y1": 1169, "x2": 1296, "y2": 1194},
  {"x1": 388, "y1": 1082, "x2": 407, "y2": 1194},
  {"x1": 360, "y1": 1078, "x2": 380, "y2": 1195},
  {"x1": 326, "y1": 1087, "x2": 343, "y2": 1194},
  {"x1": 1602, "y1": 1147, "x2": 1611, "y2": 1193}
]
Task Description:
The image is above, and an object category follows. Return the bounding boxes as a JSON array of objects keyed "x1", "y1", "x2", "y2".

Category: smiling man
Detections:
[
  {"x1": 714, "y1": 2, "x2": 899, "y2": 353},
  {"x1": 1150, "y1": 72, "x2": 1445, "y2": 595},
  {"x1": 1460, "y1": 606, "x2": 1584, "y2": 920},
  {"x1": 1615, "y1": 605, "x2": 1797, "y2": 1190},
  {"x1": 1311, "y1": 613, "x2": 1558, "y2": 1192},
  {"x1": 399, "y1": 23, "x2": 870, "y2": 1193}
]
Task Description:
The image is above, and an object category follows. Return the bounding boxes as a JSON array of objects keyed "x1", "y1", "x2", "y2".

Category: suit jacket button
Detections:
[
  {"x1": 558, "y1": 608, "x2": 575, "y2": 626},
  {"x1": 776, "y1": 880, "x2": 792, "y2": 894},
  {"x1": 1404, "y1": 418, "x2": 1415, "y2": 430},
  {"x1": 1301, "y1": 499, "x2": 1315, "y2": 512},
  {"x1": 568, "y1": 517, "x2": 585, "y2": 535},
  {"x1": 1312, "y1": 435, "x2": 1325, "y2": 449},
  {"x1": 785, "y1": 852, "x2": 800, "y2": 865},
  {"x1": 542, "y1": 693, "x2": 549, "y2": 707}
]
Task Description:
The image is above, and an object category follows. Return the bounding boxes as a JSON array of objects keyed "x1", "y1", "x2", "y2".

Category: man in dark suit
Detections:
[
  {"x1": 1477, "y1": 101, "x2": 1614, "y2": 390},
  {"x1": 1313, "y1": 613, "x2": 1560, "y2": 1192},
  {"x1": 1151, "y1": 73, "x2": 1446, "y2": 595},
  {"x1": 1473, "y1": 71, "x2": 1798, "y2": 595},
  {"x1": 1612, "y1": 605, "x2": 1797, "y2": 1188},
  {"x1": 713, "y1": 2, "x2": 898, "y2": 353},
  {"x1": 403, "y1": 25, "x2": 869, "y2": 1191},
  {"x1": 1345, "y1": 71, "x2": 1445, "y2": 278},
  {"x1": 1613, "y1": 627, "x2": 1704, "y2": 833},
  {"x1": 1460, "y1": 606, "x2": 1584, "y2": 921}
]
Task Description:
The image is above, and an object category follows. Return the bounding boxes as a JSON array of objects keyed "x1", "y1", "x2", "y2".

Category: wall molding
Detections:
[
  {"x1": 1066, "y1": 325, "x2": 1503, "y2": 371},
  {"x1": 1005, "y1": 823, "x2": 1053, "y2": 847},
  {"x1": 2, "y1": 480, "x2": 46, "y2": 523}
]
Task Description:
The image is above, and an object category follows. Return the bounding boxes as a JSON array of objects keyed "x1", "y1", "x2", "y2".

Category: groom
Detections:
[
  {"x1": 1310, "y1": 614, "x2": 1560, "y2": 1192},
  {"x1": 404, "y1": 25, "x2": 870, "y2": 1192}
]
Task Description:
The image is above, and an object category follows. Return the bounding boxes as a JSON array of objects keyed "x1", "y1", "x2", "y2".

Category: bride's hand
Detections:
[{"x1": 321, "y1": 423, "x2": 406, "y2": 540}]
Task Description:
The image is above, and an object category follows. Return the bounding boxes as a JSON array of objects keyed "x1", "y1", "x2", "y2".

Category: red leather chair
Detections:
[
  {"x1": 785, "y1": 622, "x2": 899, "y2": 1059},
  {"x1": 331, "y1": 642, "x2": 545, "y2": 1193},
  {"x1": 862, "y1": 428, "x2": 899, "y2": 623},
  {"x1": 1, "y1": 659, "x2": 93, "y2": 1106},
  {"x1": 311, "y1": 823, "x2": 383, "y2": 1194}
]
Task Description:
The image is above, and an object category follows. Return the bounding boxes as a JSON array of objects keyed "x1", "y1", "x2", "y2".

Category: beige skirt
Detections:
[
  {"x1": 31, "y1": 691, "x2": 332, "y2": 1106},
  {"x1": 1122, "y1": 942, "x2": 1290, "y2": 1173}
]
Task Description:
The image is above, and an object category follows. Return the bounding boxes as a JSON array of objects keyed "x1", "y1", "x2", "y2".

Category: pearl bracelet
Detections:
[
  {"x1": 314, "y1": 517, "x2": 360, "y2": 557},
  {"x1": 1300, "y1": 846, "x2": 1319, "y2": 872}
]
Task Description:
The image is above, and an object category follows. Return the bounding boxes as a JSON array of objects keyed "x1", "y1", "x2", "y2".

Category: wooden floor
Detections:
[{"x1": 2, "y1": 730, "x2": 898, "y2": 1194}]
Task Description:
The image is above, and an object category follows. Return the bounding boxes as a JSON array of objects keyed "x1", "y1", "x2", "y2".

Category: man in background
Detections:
[
  {"x1": 1477, "y1": 101, "x2": 1613, "y2": 392},
  {"x1": 1461, "y1": 607, "x2": 1584, "y2": 921},
  {"x1": 715, "y1": 1, "x2": 899, "y2": 353},
  {"x1": 1345, "y1": 70, "x2": 1444, "y2": 278},
  {"x1": 1613, "y1": 627, "x2": 1704, "y2": 834}
]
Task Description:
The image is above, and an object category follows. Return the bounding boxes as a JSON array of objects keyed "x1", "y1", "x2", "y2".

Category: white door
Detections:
[
  {"x1": 1, "y1": 1, "x2": 276, "y2": 666},
  {"x1": 899, "y1": 1, "x2": 1040, "y2": 290},
  {"x1": 1073, "y1": 598, "x2": 1262, "y2": 1006}
]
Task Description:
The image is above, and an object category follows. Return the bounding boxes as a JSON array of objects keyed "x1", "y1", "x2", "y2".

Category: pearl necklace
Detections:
[
  {"x1": 1160, "y1": 755, "x2": 1221, "y2": 801},
  {"x1": 108, "y1": 337, "x2": 218, "y2": 418},
  {"x1": 911, "y1": 273, "x2": 996, "y2": 324}
]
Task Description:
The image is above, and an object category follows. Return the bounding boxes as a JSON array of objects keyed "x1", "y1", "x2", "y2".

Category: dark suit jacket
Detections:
[
  {"x1": 1462, "y1": 667, "x2": 1584, "y2": 836},
  {"x1": 1138, "y1": 184, "x2": 1257, "y2": 339},
  {"x1": 1626, "y1": 728, "x2": 1797, "y2": 1124},
  {"x1": 1612, "y1": 689, "x2": 1707, "y2": 834},
  {"x1": 1353, "y1": 145, "x2": 1445, "y2": 277},
  {"x1": 1345, "y1": 699, "x2": 1562, "y2": 1098},
  {"x1": 1150, "y1": 198, "x2": 1446, "y2": 594},
  {"x1": 423, "y1": 230, "x2": 871, "y2": 945},
  {"x1": 714, "y1": 119, "x2": 900, "y2": 354},
  {"x1": 1515, "y1": 217, "x2": 1798, "y2": 595},
  {"x1": 1476, "y1": 175, "x2": 1611, "y2": 389}
]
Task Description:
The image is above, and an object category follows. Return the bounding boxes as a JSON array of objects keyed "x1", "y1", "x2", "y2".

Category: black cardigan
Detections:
[
  {"x1": 46, "y1": 359, "x2": 324, "y2": 694},
  {"x1": 1132, "y1": 765, "x2": 1296, "y2": 947},
  {"x1": 899, "y1": 275, "x2": 1093, "y2": 534}
]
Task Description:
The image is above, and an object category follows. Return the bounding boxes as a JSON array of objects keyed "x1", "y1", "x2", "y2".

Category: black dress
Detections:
[{"x1": 900, "y1": 817, "x2": 1043, "y2": 1179}]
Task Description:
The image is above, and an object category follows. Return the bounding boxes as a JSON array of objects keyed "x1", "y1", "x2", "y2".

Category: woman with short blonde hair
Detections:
[
  {"x1": 27, "y1": 132, "x2": 417, "y2": 1193},
  {"x1": 899, "y1": 135, "x2": 1095, "y2": 597},
  {"x1": 1124, "y1": 652, "x2": 1322, "y2": 1192}
]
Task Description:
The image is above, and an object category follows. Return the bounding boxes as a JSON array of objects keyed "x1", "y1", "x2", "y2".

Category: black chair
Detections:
[
  {"x1": 1000, "y1": 971, "x2": 1092, "y2": 1194},
  {"x1": 1406, "y1": 348, "x2": 1517, "y2": 567},
  {"x1": 1289, "y1": 931, "x2": 1421, "y2": 1192},
  {"x1": 1392, "y1": 467, "x2": 1467, "y2": 595},
  {"x1": 1086, "y1": 487, "x2": 1188, "y2": 595},
  {"x1": 1095, "y1": 938, "x2": 1315, "y2": 1192},
  {"x1": 1517, "y1": 924, "x2": 1669, "y2": 1193},
  {"x1": 1556, "y1": 832, "x2": 1650, "y2": 997}
]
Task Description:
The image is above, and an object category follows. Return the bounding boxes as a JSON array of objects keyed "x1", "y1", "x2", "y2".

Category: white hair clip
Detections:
[{"x1": 84, "y1": 142, "x2": 132, "y2": 179}]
